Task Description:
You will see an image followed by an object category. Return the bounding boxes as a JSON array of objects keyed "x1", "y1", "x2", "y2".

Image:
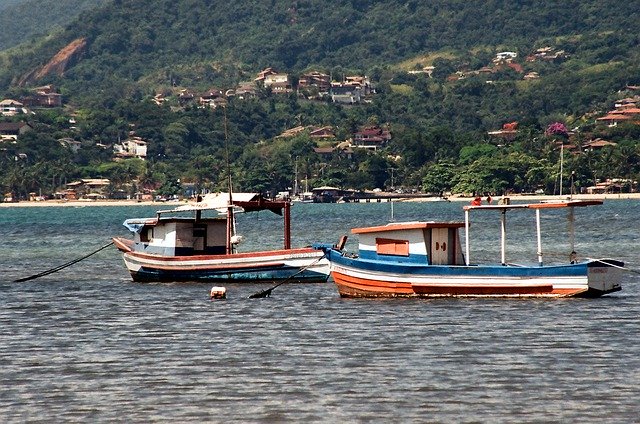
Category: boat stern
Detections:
[{"x1": 584, "y1": 259, "x2": 623, "y2": 297}]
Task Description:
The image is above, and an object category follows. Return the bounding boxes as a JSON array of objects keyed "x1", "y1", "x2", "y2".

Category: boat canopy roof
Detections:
[
  {"x1": 158, "y1": 192, "x2": 287, "y2": 216},
  {"x1": 463, "y1": 199, "x2": 603, "y2": 212},
  {"x1": 352, "y1": 221, "x2": 465, "y2": 235}
]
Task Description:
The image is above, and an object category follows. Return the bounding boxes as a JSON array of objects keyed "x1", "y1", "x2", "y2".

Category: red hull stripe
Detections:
[
  {"x1": 128, "y1": 247, "x2": 319, "y2": 261},
  {"x1": 126, "y1": 258, "x2": 285, "y2": 272},
  {"x1": 332, "y1": 271, "x2": 587, "y2": 297},
  {"x1": 412, "y1": 284, "x2": 553, "y2": 295},
  {"x1": 332, "y1": 271, "x2": 414, "y2": 294}
]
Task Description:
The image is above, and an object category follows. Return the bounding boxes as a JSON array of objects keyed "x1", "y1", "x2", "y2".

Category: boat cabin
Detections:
[
  {"x1": 125, "y1": 216, "x2": 229, "y2": 256},
  {"x1": 352, "y1": 221, "x2": 466, "y2": 265},
  {"x1": 122, "y1": 192, "x2": 293, "y2": 257}
]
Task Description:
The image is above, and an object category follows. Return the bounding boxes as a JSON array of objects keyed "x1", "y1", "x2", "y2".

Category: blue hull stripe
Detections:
[{"x1": 328, "y1": 251, "x2": 589, "y2": 278}]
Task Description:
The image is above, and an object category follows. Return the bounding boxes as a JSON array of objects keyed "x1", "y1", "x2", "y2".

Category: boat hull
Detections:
[
  {"x1": 115, "y1": 239, "x2": 329, "y2": 283},
  {"x1": 327, "y1": 251, "x2": 623, "y2": 298}
]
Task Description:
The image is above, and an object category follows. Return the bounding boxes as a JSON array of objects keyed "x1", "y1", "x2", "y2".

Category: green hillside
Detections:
[
  {"x1": 0, "y1": 0, "x2": 106, "y2": 50},
  {"x1": 1, "y1": 0, "x2": 639, "y2": 96},
  {"x1": 0, "y1": 0, "x2": 639, "y2": 201}
]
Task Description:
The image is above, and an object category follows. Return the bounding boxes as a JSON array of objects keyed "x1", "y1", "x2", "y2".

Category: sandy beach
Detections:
[{"x1": 1, "y1": 192, "x2": 638, "y2": 207}]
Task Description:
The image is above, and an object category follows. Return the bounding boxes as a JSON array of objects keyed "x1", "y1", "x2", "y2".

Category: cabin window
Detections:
[
  {"x1": 140, "y1": 228, "x2": 152, "y2": 242},
  {"x1": 193, "y1": 227, "x2": 206, "y2": 238},
  {"x1": 375, "y1": 238, "x2": 409, "y2": 256}
]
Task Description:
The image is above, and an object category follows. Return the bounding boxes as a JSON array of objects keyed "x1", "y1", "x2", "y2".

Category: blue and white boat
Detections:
[
  {"x1": 315, "y1": 200, "x2": 623, "y2": 298},
  {"x1": 113, "y1": 193, "x2": 329, "y2": 283}
]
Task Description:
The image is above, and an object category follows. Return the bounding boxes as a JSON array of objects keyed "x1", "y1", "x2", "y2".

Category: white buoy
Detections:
[{"x1": 210, "y1": 286, "x2": 227, "y2": 300}]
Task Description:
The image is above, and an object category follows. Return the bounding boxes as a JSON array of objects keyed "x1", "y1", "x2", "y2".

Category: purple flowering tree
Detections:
[{"x1": 545, "y1": 122, "x2": 568, "y2": 139}]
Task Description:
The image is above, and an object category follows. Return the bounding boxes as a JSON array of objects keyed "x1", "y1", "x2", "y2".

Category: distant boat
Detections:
[
  {"x1": 113, "y1": 193, "x2": 329, "y2": 283},
  {"x1": 315, "y1": 200, "x2": 623, "y2": 298},
  {"x1": 291, "y1": 192, "x2": 314, "y2": 203}
]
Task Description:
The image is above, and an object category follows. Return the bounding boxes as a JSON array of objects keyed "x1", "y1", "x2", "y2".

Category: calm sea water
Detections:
[{"x1": 1, "y1": 200, "x2": 639, "y2": 423}]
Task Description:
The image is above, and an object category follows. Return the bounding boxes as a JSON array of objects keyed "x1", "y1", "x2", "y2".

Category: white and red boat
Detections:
[
  {"x1": 315, "y1": 200, "x2": 623, "y2": 298},
  {"x1": 113, "y1": 193, "x2": 329, "y2": 283}
]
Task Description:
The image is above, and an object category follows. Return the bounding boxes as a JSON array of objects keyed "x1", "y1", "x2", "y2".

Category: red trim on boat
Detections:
[
  {"x1": 331, "y1": 271, "x2": 414, "y2": 294},
  {"x1": 332, "y1": 271, "x2": 588, "y2": 298},
  {"x1": 352, "y1": 221, "x2": 465, "y2": 234},
  {"x1": 127, "y1": 247, "x2": 320, "y2": 261},
  {"x1": 112, "y1": 237, "x2": 133, "y2": 252},
  {"x1": 125, "y1": 258, "x2": 286, "y2": 271},
  {"x1": 411, "y1": 283, "x2": 553, "y2": 295}
]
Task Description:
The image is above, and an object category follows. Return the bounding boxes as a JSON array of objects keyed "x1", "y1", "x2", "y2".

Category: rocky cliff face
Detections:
[{"x1": 19, "y1": 38, "x2": 87, "y2": 85}]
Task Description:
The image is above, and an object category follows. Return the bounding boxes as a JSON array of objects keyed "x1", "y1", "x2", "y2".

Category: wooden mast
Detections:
[
  {"x1": 283, "y1": 200, "x2": 291, "y2": 249},
  {"x1": 224, "y1": 109, "x2": 234, "y2": 255}
]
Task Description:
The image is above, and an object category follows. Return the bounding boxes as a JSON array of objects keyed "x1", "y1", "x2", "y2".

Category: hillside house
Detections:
[
  {"x1": 58, "y1": 137, "x2": 82, "y2": 153},
  {"x1": 199, "y1": 89, "x2": 227, "y2": 108},
  {"x1": 309, "y1": 126, "x2": 335, "y2": 140},
  {"x1": 153, "y1": 93, "x2": 167, "y2": 106},
  {"x1": 255, "y1": 67, "x2": 279, "y2": 82},
  {"x1": 352, "y1": 125, "x2": 391, "y2": 150},
  {"x1": 227, "y1": 82, "x2": 257, "y2": 99},
  {"x1": 596, "y1": 113, "x2": 632, "y2": 127},
  {"x1": 494, "y1": 51, "x2": 517, "y2": 63},
  {"x1": 298, "y1": 72, "x2": 331, "y2": 93},
  {"x1": 408, "y1": 66, "x2": 435, "y2": 77},
  {"x1": 0, "y1": 122, "x2": 32, "y2": 142},
  {"x1": 264, "y1": 73, "x2": 293, "y2": 93},
  {"x1": 487, "y1": 122, "x2": 518, "y2": 141},
  {"x1": 0, "y1": 99, "x2": 27, "y2": 116},
  {"x1": 331, "y1": 84, "x2": 361, "y2": 103},
  {"x1": 526, "y1": 47, "x2": 567, "y2": 62},
  {"x1": 113, "y1": 136, "x2": 148, "y2": 160},
  {"x1": 65, "y1": 178, "x2": 111, "y2": 199},
  {"x1": 21, "y1": 85, "x2": 62, "y2": 108},
  {"x1": 178, "y1": 89, "x2": 196, "y2": 106},
  {"x1": 582, "y1": 138, "x2": 617, "y2": 151}
]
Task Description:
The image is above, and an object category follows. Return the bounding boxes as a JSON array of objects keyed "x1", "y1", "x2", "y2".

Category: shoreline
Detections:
[
  {"x1": 1, "y1": 193, "x2": 638, "y2": 208},
  {"x1": 426, "y1": 193, "x2": 640, "y2": 202}
]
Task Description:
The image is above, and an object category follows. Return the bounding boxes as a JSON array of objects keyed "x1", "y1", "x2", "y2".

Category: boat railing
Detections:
[{"x1": 463, "y1": 200, "x2": 604, "y2": 267}]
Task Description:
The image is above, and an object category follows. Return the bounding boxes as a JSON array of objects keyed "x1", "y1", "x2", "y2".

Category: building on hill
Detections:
[
  {"x1": 264, "y1": 73, "x2": 293, "y2": 93},
  {"x1": 408, "y1": 66, "x2": 435, "y2": 77},
  {"x1": 58, "y1": 137, "x2": 82, "y2": 153},
  {"x1": 582, "y1": 138, "x2": 617, "y2": 151},
  {"x1": 178, "y1": 89, "x2": 196, "y2": 106},
  {"x1": 21, "y1": 85, "x2": 62, "y2": 108},
  {"x1": 199, "y1": 89, "x2": 227, "y2": 108},
  {"x1": 113, "y1": 136, "x2": 148, "y2": 160},
  {"x1": 596, "y1": 112, "x2": 633, "y2": 127},
  {"x1": 0, "y1": 121, "x2": 32, "y2": 142},
  {"x1": 0, "y1": 99, "x2": 27, "y2": 116},
  {"x1": 352, "y1": 125, "x2": 391, "y2": 150},
  {"x1": 227, "y1": 82, "x2": 257, "y2": 99},
  {"x1": 65, "y1": 179, "x2": 111, "y2": 199},
  {"x1": 488, "y1": 122, "x2": 518, "y2": 141},
  {"x1": 298, "y1": 72, "x2": 330, "y2": 93},
  {"x1": 309, "y1": 126, "x2": 335, "y2": 140},
  {"x1": 494, "y1": 51, "x2": 517, "y2": 63},
  {"x1": 255, "y1": 67, "x2": 279, "y2": 82}
]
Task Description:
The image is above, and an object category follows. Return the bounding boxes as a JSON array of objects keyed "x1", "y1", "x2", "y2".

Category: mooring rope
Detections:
[
  {"x1": 588, "y1": 258, "x2": 640, "y2": 275},
  {"x1": 14, "y1": 241, "x2": 115, "y2": 282}
]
